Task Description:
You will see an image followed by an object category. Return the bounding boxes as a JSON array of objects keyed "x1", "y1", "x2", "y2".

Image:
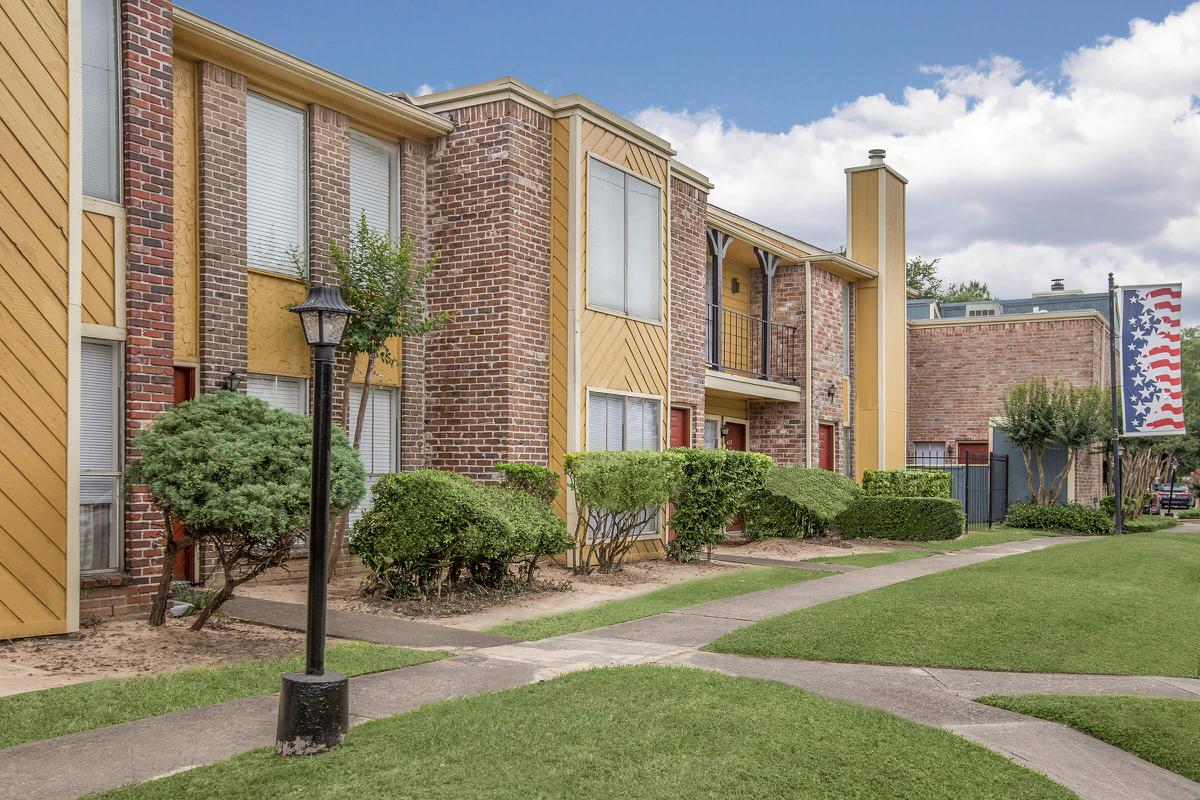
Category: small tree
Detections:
[
  {"x1": 307, "y1": 215, "x2": 449, "y2": 577},
  {"x1": 565, "y1": 451, "x2": 683, "y2": 574},
  {"x1": 130, "y1": 392, "x2": 365, "y2": 629},
  {"x1": 941, "y1": 280, "x2": 995, "y2": 302},
  {"x1": 996, "y1": 378, "x2": 1108, "y2": 504},
  {"x1": 906, "y1": 256, "x2": 942, "y2": 298}
]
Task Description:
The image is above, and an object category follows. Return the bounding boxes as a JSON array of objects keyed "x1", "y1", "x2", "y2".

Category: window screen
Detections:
[
  {"x1": 349, "y1": 131, "x2": 395, "y2": 237},
  {"x1": 80, "y1": 340, "x2": 121, "y2": 571},
  {"x1": 247, "y1": 94, "x2": 307, "y2": 274},
  {"x1": 586, "y1": 158, "x2": 661, "y2": 319},
  {"x1": 82, "y1": 0, "x2": 120, "y2": 201}
]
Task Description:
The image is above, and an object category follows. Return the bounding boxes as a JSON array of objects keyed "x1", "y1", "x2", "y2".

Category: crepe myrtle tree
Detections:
[
  {"x1": 129, "y1": 392, "x2": 365, "y2": 630},
  {"x1": 996, "y1": 377, "x2": 1109, "y2": 505},
  {"x1": 295, "y1": 216, "x2": 449, "y2": 578}
]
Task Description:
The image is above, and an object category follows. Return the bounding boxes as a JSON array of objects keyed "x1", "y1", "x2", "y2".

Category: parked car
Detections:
[{"x1": 1151, "y1": 483, "x2": 1192, "y2": 513}]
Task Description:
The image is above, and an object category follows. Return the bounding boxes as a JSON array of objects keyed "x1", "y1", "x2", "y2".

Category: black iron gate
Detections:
[{"x1": 906, "y1": 452, "x2": 1009, "y2": 531}]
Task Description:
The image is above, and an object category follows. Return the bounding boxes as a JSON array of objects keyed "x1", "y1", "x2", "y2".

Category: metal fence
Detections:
[
  {"x1": 706, "y1": 304, "x2": 798, "y2": 383},
  {"x1": 907, "y1": 452, "x2": 1009, "y2": 530}
]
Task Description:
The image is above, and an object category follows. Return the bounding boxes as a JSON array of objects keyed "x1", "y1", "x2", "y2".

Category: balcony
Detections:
[{"x1": 706, "y1": 303, "x2": 799, "y2": 386}]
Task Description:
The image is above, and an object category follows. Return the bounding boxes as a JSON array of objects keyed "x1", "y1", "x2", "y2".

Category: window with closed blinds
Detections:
[
  {"x1": 247, "y1": 94, "x2": 307, "y2": 274},
  {"x1": 81, "y1": 340, "x2": 121, "y2": 572},
  {"x1": 82, "y1": 0, "x2": 120, "y2": 201},
  {"x1": 349, "y1": 131, "x2": 395, "y2": 237},
  {"x1": 587, "y1": 392, "x2": 660, "y2": 452},
  {"x1": 347, "y1": 386, "x2": 397, "y2": 522},
  {"x1": 586, "y1": 158, "x2": 661, "y2": 320},
  {"x1": 245, "y1": 374, "x2": 307, "y2": 414}
]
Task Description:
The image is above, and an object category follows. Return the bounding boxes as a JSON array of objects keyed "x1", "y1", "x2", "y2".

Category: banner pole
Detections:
[{"x1": 1108, "y1": 272, "x2": 1124, "y2": 534}]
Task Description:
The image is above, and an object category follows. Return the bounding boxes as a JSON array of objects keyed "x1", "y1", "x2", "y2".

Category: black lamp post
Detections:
[{"x1": 276, "y1": 285, "x2": 357, "y2": 756}]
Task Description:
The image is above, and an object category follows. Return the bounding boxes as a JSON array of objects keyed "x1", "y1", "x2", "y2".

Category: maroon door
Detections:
[
  {"x1": 669, "y1": 407, "x2": 691, "y2": 448},
  {"x1": 958, "y1": 442, "x2": 988, "y2": 465},
  {"x1": 724, "y1": 422, "x2": 747, "y2": 531},
  {"x1": 171, "y1": 367, "x2": 196, "y2": 582},
  {"x1": 819, "y1": 424, "x2": 835, "y2": 471}
]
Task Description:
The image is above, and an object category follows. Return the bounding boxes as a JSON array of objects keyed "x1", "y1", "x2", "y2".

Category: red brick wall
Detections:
[
  {"x1": 907, "y1": 315, "x2": 1109, "y2": 501},
  {"x1": 424, "y1": 99, "x2": 553, "y2": 479},
  {"x1": 748, "y1": 262, "x2": 809, "y2": 466},
  {"x1": 808, "y1": 268, "x2": 851, "y2": 475},
  {"x1": 399, "y1": 138, "x2": 430, "y2": 470},
  {"x1": 83, "y1": 0, "x2": 174, "y2": 622},
  {"x1": 669, "y1": 178, "x2": 708, "y2": 446}
]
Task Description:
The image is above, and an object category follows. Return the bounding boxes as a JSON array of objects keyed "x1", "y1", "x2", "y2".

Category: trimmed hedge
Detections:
[
  {"x1": 1003, "y1": 502, "x2": 1113, "y2": 535},
  {"x1": 350, "y1": 469, "x2": 570, "y2": 597},
  {"x1": 1178, "y1": 508, "x2": 1200, "y2": 520},
  {"x1": 743, "y1": 467, "x2": 863, "y2": 540},
  {"x1": 836, "y1": 497, "x2": 965, "y2": 541},
  {"x1": 668, "y1": 449, "x2": 773, "y2": 562},
  {"x1": 862, "y1": 469, "x2": 951, "y2": 499},
  {"x1": 1121, "y1": 515, "x2": 1179, "y2": 533},
  {"x1": 495, "y1": 462, "x2": 560, "y2": 505},
  {"x1": 1099, "y1": 493, "x2": 1150, "y2": 518}
]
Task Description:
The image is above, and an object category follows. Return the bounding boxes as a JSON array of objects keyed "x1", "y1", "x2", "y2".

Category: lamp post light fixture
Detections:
[
  {"x1": 222, "y1": 370, "x2": 242, "y2": 392},
  {"x1": 276, "y1": 285, "x2": 357, "y2": 757}
]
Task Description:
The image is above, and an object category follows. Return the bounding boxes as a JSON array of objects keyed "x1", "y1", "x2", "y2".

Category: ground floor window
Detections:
[
  {"x1": 913, "y1": 441, "x2": 946, "y2": 466},
  {"x1": 245, "y1": 373, "x2": 307, "y2": 414},
  {"x1": 80, "y1": 339, "x2": 122, "y2": 572},
  {"x1": 347, "y1": 384, "x2": 398, "y2": 522},
  {"x1": 704, "y1": 417, "x2": 720, "y2": 449},
  {"x1": 587, "y1": 391, "x2": 661, "y2": 532}
]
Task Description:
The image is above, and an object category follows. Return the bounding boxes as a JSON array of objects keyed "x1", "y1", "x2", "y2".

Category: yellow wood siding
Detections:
[
  {"x1": 705, "y1": 393, "x2": 748, "y2": 421},
  {"x1": 548, "y1": 117, "x2": 571, "y2": 514},
  {"x1": 884, "y1": 172, "x2": 907, "y2": 467},
  {"x1": 173, "y1": 57, "x2": 199, "y2": 363},
  {"x1": 0, "y1": 0, "x2": 70, "y2": 638},
  {"x1": 81, "y1": 210, "x2": 116, "y2": 327},
  {"x1": 578, "y1": 120, "x2": 670, "y2": 450}
]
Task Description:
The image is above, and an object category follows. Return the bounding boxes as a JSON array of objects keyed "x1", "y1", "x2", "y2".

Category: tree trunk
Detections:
[
  {"x1": 327, "y1": 355, "x2": 375, "y2": 582},
  {"x1": 188, "y1": 580, "x2": 234, "y2": 632},
  {"x1": 148, "y1": 511, "x2": 185, "y2": 627}
]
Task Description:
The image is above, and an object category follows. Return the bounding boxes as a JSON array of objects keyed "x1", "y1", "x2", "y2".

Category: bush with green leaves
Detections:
[
  {"x1": 565, "y1": 451, "x2": 684, "y2": 574},
  {"x1": 130, "y1": 391, "x2": 366, "y2": 629},
  {"x1": 350, "y1": 469, "x2": 570, "y2": 597},
  {"x1": 1178, "y1": 508, "x2": 1200, "y2": 520},
  {"x1": 1121, "y1": 515, "x2": 1179, "y2": 533},
  {"x1": 668, "y1": 449, "x2": 774, "y2": 562},
  {"x1": 1003, "y1": 502, "x2": 1113, "y2": 535},
  {"x1": 495, "y1": 462, "x2": 560, "y2": 506},
  {"x1": 836, "y1": 497, "x2": 964, "y2": 541},
  {"x1": 1100, "y1": 493, "x2": 1149, "y2": 518},
  {"x1": 742, "y1": 467, "x2": 863, "y2": 540},
  {"x1": 862, "y1": 469, "x2": 951, "y2": 499}
]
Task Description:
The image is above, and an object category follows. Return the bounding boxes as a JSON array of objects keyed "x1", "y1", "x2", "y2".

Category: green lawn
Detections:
[
  {"x1": 486, "y1": 566, "x2": 832, "y2": 641},
  {"x1": 802, "y1": 550, "x2": 931, "y2": 567},
  {"x1": 979, "y1": 694, "x2": 1200, "y2": 782},
  {"x1": 87, "y1": 665, "x2": 1075, "y2": 800},
  {"x1": 707, "y1": 531, "x2": 1200, "y2": 677},
  {"x1": 0, "y1": 642, "x2": 446, "y2": 749}
]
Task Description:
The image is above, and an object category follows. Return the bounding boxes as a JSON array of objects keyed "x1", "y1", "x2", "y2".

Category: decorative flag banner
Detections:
[{"x1": 1119, "y1": 283, "x2": 1186, "y2": 437}]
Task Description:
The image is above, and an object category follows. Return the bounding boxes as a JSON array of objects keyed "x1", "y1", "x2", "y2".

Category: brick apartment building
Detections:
[
  {"x1": 907, "y1": 283, "x2": 1111, "y2": 505},
  {"x1": 0, "y1": 1, "x2": 909, "y2": 636}
]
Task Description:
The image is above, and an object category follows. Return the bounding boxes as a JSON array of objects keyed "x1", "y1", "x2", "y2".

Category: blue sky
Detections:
[
  {"x1": 183, "y1": 0, "x2": 1181, "y2": 130},
  {"x1": 185, "y1": 1, "x2": 1198, "y2": 322}
]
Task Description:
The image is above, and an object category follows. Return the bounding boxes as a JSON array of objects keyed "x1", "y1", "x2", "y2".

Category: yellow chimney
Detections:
[{"x1": 847, "y1": 149, "x2": 908, "y2": 476}]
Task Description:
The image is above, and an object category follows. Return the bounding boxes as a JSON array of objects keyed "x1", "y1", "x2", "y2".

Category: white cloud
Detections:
[
  {"x1": 415, "y1": 83, "x2": 436, "y2": 96},
  {"x1": 634, "y1": 3, "x2": 1200, "y2": 323}
]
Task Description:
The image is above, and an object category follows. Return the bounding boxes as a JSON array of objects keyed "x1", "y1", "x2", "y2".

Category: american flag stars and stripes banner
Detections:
[{"x1": 1119, "y1": 283, "x2": 1186, "y2": 437}]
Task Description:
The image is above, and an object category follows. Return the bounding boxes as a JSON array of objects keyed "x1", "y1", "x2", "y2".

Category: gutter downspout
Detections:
[{"x1": 805, "y1": 258, "x2": 813, "y2": 467}]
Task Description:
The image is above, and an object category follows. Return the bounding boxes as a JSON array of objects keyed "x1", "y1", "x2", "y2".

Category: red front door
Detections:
[
  {"x1": 171, "y1": 367, "x2": 196, "y2": 582},
  {"x1": 819, "y1": 424, "x2": 835, "y2": 471},
  {"x1": 723, "y1": 422, "x2": 747, "y2": 532},
  {"x1": 669, "y1": 407, "x2": 691, "y2": 448},
  {"x1": 958, "y1": 442, "x2": 988, "y2": 465}
]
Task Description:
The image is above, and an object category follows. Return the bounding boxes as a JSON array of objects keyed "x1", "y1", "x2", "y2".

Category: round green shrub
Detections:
[
  {"x1": 1003, "y1": 502, "x2": 1113, "y2": 535},
  {"x1": 495, "y1": 462, "x2": 560, "y2": 505},
  {"x1": 350, "y1": 469, "x2": 570, "y2": 597},
  {"x1": 862, "y1": 469, "x2": 951, "y2": 499},
  {"x1": 1178, "y1": 508, "x2": 1200, "y2": 520},
  {"x1": 836, "y1": 497, "x2": 965, "y2": 541},
  {"x1": 668, "y1": 448, "x2": 773, "y2": 562},
  {"x1": 743, "y1": 466, "x2": 863, "y2": 540}
]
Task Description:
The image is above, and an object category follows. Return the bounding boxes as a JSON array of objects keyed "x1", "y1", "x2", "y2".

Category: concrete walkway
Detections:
[
  {"x1": 712, "y1": 552, "x2": 862, "y2": 572},
  {"x1": 222, "y1": 596, "x2": 519, "y2": 650},
  {"x1": 4, "y1": 533, "x2": 1196, "y2": 800}
]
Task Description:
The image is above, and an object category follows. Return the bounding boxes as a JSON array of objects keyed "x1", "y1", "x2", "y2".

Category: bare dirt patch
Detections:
[
  {"x1": 238, "y1": 558, "x2": 748, "y2": 632},
  {"x1": 712, "y1": 536, "x2": 902, "y2": 562},
  {"x1": 0, "y1": 617, "x2": 304, "y2": 696}
]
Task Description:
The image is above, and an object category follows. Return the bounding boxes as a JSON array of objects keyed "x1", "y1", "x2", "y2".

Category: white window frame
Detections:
[
  {"x1": 347, "y1": 384, "x2": 399, "y2": 523},
  {"x1": 913, "y1": 441, "x2": 947, "y2": 466},
  {"x1": 80, "y1": 338, "x2": 123, "y2": 573},
  {"x1": 246, "y1": 92, "x2": 308, "y2": 276},
  {"x1": 703, "y1": 415, "x2": 721, "y2": 450},
  {"x1": 965, "y1": 302, "x2": 1001, "y2": 317},
  {"x1": 586, "y1": 389, "x2": 662, "y2": 534},
  {"x1": 245, "y1": 373, "x2": 309, "y2": 415},
  {"x1": 586, "y1": 156, "x2": 662, "y2": 323},
  {"x1": 348, "y1": 130, "x2": 400, "y2": 238},
  {"x1": 82, "y1": 0, "x2": 122, "y2": 202}
]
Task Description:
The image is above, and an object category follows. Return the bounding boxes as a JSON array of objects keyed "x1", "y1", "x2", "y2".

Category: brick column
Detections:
[
  {"x1": 196, "y1": 62, "x2": 247, "y2": 394},
  {"x1": 669, "y1": 177, "x2": 708, "y2": 446},
  {"x1": 92, "y1": 0, "x2": 175, "y2": 620},
  {"x1": 399, "y1": 138, "x2": 430, "y2": 470},
  {"x1": 749, "y1": 262, "x2": 809, "y2": 466},
  {"x1": 306, "y1": 104, "x2": 352, "y2": 425}
]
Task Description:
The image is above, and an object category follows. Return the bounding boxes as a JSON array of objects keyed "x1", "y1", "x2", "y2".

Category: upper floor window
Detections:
[
  {"x1": 587, "y1": 158, "x2": 660, "y2": 321},
  {"x1": 349, "y1": 131, "x2": 397, "y2": 237},
  {"x1": 82, "y1": 0, "x2": 120, "y2": 201},
  {"x1": 842, "y1": 283, "x2": 852, "y2": 374},
  {"x1": 245, "y1": 373, "x2": 308, "y2": 415},
  {"x1": 246, "y1": 93, "x2": 307, "y2": 275}
]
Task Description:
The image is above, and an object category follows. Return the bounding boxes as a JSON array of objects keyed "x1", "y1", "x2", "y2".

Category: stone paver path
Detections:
[
  {"x1": 222, "y1": 596, "x2": 518, "y2": 650},
  {"x1": 5, "y1": 533, "x2": 1197, "y2": 800}
]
